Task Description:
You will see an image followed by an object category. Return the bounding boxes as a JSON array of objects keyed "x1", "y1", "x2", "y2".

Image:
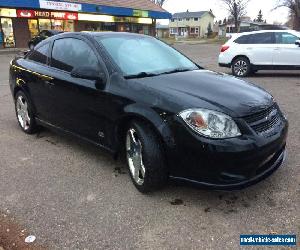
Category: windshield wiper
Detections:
[
  {"x1": 124, "y1": 72, "x2": 158, "y2": 79},
  {"x1": 159, "y1": 68, "x2": 193, "y2": 75}
]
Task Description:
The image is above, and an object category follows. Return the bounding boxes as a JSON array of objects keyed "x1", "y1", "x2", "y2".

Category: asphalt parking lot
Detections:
[{"x1": 0, "y1": 44, "x2": 299, "y2": 249}]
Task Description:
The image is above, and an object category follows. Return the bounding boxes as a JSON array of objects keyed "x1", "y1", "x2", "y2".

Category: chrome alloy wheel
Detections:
[
  {"x1": 126, "y1": 128, "x2": 146, "y2": 185},
  {"x1": 233, "y1": 60, "x2": 248, "y2": 76},
  {"x1": 16, "y1": 96, "x2": 31, "y2": 131}
]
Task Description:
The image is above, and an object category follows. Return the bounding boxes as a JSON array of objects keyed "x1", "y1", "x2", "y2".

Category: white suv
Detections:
[{"x1": 218, "y1": 30, "x2": 300, "y2": 77}]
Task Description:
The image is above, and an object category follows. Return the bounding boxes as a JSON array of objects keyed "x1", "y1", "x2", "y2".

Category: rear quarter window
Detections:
[
  {"x1": 234, "y1": 33, "x2": 274, "y2": 44},
  {"x1": 26, "y1": 43, "x2": 49, "y2": 65},
  {"x1": 234, "y1": 35, "x2": 250, "y2": 44}
]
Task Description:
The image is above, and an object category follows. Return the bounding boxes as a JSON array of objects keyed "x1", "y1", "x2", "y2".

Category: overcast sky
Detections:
[{"x1": 160, "y1": 0, "x2": 290, "y2": 24}]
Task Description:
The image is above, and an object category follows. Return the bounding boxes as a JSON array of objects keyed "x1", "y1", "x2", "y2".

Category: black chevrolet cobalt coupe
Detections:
[{"x1": 9, "y1": 32, "x2": 288, "y2": 193}]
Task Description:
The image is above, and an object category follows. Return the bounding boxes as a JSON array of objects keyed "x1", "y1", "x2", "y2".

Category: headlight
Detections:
[{"x1": 179, "y1": 109, "x2": 241, "y2": 139}]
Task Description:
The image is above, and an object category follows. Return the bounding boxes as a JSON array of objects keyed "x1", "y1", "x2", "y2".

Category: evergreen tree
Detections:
[
  {"x1": 207, "y1": 22, "x2": 213, "y2": 37},
  {"x1": 256, "y1": 9, "x2": 264, "y2": 22}
]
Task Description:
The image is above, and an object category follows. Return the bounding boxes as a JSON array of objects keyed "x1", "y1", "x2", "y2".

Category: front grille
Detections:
[{"x1": 243, "y1": 104, "x2": 282, "y2": 134}]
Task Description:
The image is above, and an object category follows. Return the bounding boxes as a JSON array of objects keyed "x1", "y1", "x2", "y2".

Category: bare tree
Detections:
[
  {"x1": 150, "y1": 0, "x2": 167, "y2": 7},
  {"x1": 275, "y1": 0, "x2": 300, "y2": 30},
  {"x1": 221, "y1": 0, "x2": 250, "y2": 32}
]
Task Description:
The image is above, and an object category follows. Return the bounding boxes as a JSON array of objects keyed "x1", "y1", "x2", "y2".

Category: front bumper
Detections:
[{"x1": 167, "y1": 117, "x2": 288, "y2": 190}]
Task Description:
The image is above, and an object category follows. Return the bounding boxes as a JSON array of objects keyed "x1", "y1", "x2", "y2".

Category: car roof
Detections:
[
  {"x1": 41, "y1": 30, "x2": 63, "y2": 34},
  {"x1": 35, "y1": 32, "x2": 152, "y2": 51},
  {"x1": 234, "y1": 29, "x2": 299, "y2": 37},
  {"x1": 52, "y1": 31, "x2": 151, "y2": 39}
]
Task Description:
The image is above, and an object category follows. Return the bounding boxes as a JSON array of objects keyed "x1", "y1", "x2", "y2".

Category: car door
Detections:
[
  {"x1": 273, "y1": 32, "x2": 300, "y2": 66},
  {"x1": 47, "y1": 37, "x2": 110, "y2": 144},
  {"x1": 245, "y1": 32, "x2": 275, "y2": 66},
  {"x1": 20, "y1": 42, "x2": 55, "y2": 121}
]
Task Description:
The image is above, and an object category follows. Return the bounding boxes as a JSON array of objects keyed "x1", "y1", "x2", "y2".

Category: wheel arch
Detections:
[
  {"x1": 231, "y1": 55, "x2": 251, "y2": 65},
  {"x1": 114, "y1": 104, "x2": 176, "y2": 155},
  {"x1": 13, "y1": 85, "x2": 37, "y2": 114}
]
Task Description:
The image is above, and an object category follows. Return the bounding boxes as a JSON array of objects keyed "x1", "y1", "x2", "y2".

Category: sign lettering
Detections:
[
  {"x1": 39, "y1": 0, "x2": 82, "y2": 12},
  {"x1": 17, "y1": 10, "x2": 78, "y2": 20}
]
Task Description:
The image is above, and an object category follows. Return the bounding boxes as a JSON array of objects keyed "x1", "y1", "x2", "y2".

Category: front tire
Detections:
[
  {"x1": 232, "y1": 57, "x2": 251, "y2": 77},
  {"x1": 15, "y1": 91, "x2": 38, "y2": 134},
  {"x1": 125, "y1": 121, "x2": 168, "y2": 193}
]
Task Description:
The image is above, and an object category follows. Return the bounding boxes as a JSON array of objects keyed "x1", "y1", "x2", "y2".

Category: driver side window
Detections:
[
  {"x1": 51, "y1": 38, "x2": 99, "y2": 72},
  {"x1": 275, "y1": 32, "x2": 299, "y2": 44}
]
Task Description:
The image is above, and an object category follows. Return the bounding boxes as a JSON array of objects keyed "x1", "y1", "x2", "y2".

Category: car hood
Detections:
[{"x1": 130, "y1": 70, "x2": 274, "y2": 117}]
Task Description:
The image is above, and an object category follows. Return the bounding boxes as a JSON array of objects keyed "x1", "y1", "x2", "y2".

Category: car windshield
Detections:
[{"x1": 95, "y1": 35, "x2": 198, "y2": 77}]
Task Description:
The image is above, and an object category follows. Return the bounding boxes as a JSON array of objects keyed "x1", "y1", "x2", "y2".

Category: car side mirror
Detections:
[
  {"x1": 71, "y1": 66, "x2": 106, "y2": 89},
  {"x1": 295, "y1": 40, "x2": 300, "y2": 46}
]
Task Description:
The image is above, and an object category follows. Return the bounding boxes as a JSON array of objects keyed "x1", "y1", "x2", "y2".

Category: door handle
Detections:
[{"x1": 45, "y1": 80, "x2": 55, "y2": 86}]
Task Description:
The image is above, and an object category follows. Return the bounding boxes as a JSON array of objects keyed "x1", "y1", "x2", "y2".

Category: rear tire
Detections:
[
  {"x1": 125, "y1": 120, "x2": 168, "y2": 193},
  {"x1": 15, "y1": 91, "x2": 38, "y2": 134},
  {"x1": 232, "y1": 57, "x2": 251, "y2": 77}
]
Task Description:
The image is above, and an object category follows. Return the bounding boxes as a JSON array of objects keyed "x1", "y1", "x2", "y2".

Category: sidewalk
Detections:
[{"x1": 0, "y1": 48, "x2": 27, "y2": 55}]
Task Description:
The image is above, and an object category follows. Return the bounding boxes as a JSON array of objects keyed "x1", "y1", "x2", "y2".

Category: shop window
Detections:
[
  {"x1": 35, "y1": 19, "x2": 74, "y2": 33},
  {"x1": 143, "y1": 25, "x2": 149, "y2": 35},
  {"x1": 102, "y1": 23, "x2": 116, "y2": 32},
  {"x1": 63, "y1": 20, "x2": 74, "y2": 32},
  {"x1": 0, "y1": 9, "x2": 17, "y2": 17},
  {"x1": 0, "y1": 18, "x2": 15, "y2": 48},
  {"x1": 51, "y1": 19, "x2": 63, "y2": 31},
  {"x1": 28, "y1": 19, "x2": 39, "y2": 38},
  {"x1": 27, "y1": 43, "x2": 49, "y2": 64},
  {"x1": 39, "y1": 19, "x2": 52, "y2": 31},
  {"x1": 51, "y1": 38, "x2": 99, "y2": 72},
  {"x1": 51, "y1": 20, "x2": 64, "y2": 31}
]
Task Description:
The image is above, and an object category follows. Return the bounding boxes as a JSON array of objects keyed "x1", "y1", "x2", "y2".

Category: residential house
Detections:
[
  {"x1": 169, "y1": 10, "x2": 215, "y2": 38},
  {"x1": 156, "y1": 23, "x2": 169, "y2": 38},
  {"x1": 219, "y1": 17, "x2": 288, "y2": 37}
]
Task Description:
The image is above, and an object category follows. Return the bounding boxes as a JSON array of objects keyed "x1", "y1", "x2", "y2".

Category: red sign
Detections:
[{"x1": 17, "y1": 9, "x2": 78, "y2": 20}]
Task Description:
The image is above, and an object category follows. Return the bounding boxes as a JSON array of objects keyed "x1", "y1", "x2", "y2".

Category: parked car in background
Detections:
[
  {"x1": 10, "y1": 32, "x2": 288, "y2": 193},
  {"x1": 28, "y1": 30, "x2": 63, "y2": 50},
  {"x1": 219, "y1": 30, "x2": 300, "y2": 77}
]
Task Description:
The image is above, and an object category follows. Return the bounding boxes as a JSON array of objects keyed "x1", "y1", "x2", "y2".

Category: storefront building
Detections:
[{"x1": 0, "y1": 0, "x2": 171, "y2": 48}]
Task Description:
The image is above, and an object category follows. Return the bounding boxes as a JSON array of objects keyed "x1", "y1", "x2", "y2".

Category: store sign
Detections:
[
  {"x1": 137, "y1": 18, "x2": 153, "y2": 24},
  {"x1": 0, "y1": 8, "x2": 17, "y2": 17},
  {"x1": 17, "y1": 10, "x2": 78, "y2": 20},
  {"x1": 39, "y1": 0, "x2": 82, "y2": 12},
  {"x1": 78, "y1": 13, "x2": 114, "y2": 22},
  {"x1": 78, "y1": 13, "x2": 153, "y2": 25},
  {"x1": 133, "y1": 10, "x2": 149, "y2": 18}
]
